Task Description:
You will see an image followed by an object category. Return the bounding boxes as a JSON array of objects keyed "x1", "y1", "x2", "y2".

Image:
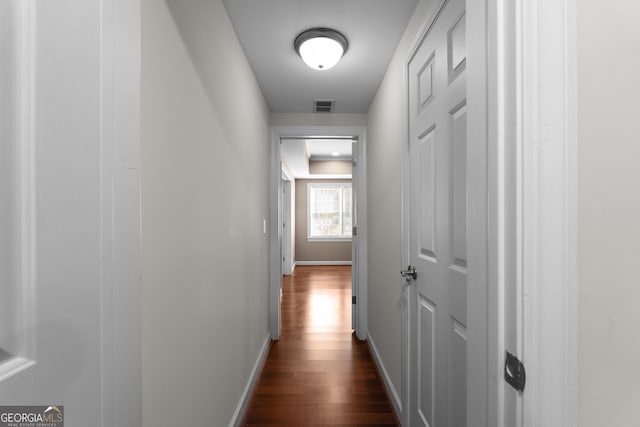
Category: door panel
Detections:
[
  {"x1": 408, "y1": 0, "x2": 473, "y2": 425},
  {"x1": 451, "y1": 105, "x2": 467, "y2": 269},
  {"x1": 418, "y1": 130, "x2": 436, "y2": 259},
  {"x1": 450, "y1": 320, "x2": 467, "y2": 426},
  {"x1": 418, "y1": 296, "x2": 436, "y2": 426}
]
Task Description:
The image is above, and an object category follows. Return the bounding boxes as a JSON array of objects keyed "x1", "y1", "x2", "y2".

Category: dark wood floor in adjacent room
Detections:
[{"x1": 241, "y1": 265, "x2": 399, "y2": 426}]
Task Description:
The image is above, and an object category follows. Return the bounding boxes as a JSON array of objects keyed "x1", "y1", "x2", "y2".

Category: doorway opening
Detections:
[{"x1": 269, "y1": 125, "x2": 367, "y2": 341}]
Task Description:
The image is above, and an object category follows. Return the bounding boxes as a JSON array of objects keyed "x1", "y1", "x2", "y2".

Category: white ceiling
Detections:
[
  {"x1": 223, "y1": 0, "x2": 419, "y2": 113},
  {"x1": 281, "y1": 139, "x2": 353, "y2": 179},
  {"x1": 307, "y1": 139, "x2": 353, "y2": 160}
]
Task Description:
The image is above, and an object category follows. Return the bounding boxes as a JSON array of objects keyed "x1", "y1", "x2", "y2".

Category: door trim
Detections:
[
  {"x1": 517, "y1": 0, "x2": 577, "y2": 425},
  {"x1": 280, "y1": 173, "x2": 292, "y2": 275},
  {"x1": 268, "y1": 125, "x2": 367, "y2": 340}
]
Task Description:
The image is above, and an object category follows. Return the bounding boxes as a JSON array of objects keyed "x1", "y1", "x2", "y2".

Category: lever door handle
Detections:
[{"x1": 400, "y1": 265, "x2": 417, "y2": 281}]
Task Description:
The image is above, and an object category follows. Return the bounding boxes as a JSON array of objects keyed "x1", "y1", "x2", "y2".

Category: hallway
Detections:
[
  {"x1": 6, "y1": 0, "x2": 635, "y2": 424},
  {"x1": 241, "y1": 266, "x2": 399, "y2": 426}
]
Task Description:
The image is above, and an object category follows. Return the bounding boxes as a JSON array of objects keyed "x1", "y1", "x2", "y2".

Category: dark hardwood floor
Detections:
[{"x1": 241, "y1": 265, "x2": 399, "y2": 426}]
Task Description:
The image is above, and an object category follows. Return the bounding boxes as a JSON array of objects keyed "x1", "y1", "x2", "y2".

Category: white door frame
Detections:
[
  {"x1": 281, "y1": 169, "x2": 293, "y2": 276},
  {"x1": 401, "y1": 0, "x2": 577, "y2": 425},
  {"x1": 269, "y1": 125, "x2": 367, "y2": 340},
  {"x1": 516, "y1": 0, "x2": 577, "y2": 425}
]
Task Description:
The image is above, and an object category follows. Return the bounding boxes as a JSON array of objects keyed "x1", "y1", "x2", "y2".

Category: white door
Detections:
[
  {"x1": 407, "y1": 0, "x2": 488, "y2": 425},
  {"x1": 351, "y1": 139, "x2": 358, "y2": 331},
  {"x1": 0, "y1": 1, "x2": 141, "y2": 425}
]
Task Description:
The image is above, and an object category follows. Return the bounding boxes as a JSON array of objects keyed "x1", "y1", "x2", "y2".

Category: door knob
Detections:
[{"x1": 400, "y1": 265, "x2": 418, "y2": 281}]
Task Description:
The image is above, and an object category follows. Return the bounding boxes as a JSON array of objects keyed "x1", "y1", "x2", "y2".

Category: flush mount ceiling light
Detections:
[{"x1": 294, "y1": 28, "x2": 348, "y2": 71}]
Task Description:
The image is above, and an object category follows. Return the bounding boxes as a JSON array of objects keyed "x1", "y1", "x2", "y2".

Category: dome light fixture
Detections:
[{"x1": 294, "y1": 28, "x2": 348, "y2": 71}]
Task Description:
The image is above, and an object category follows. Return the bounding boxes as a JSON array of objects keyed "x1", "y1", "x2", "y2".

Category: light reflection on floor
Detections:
[{"x1": 307, "y1": 287, "x2": 350, "y2": 333}]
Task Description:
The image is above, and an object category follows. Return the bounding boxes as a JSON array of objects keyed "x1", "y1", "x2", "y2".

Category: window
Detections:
[{"x1": 307, "y1": 182, "x2": 352, "y2": 240}]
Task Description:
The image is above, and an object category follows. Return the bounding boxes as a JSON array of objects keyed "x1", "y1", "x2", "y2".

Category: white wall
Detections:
[
  {"x1": 577, "y1": 1, "x2": 640, "y2": 425},
  {"x1": 141, "y1": 0, "x2": 270, "y2": 426},
  {"x1": 366, "y1": 0, "x2": 435, "y2": 411}
]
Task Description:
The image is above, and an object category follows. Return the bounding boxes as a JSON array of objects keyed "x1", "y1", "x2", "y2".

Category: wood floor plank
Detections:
[{"x1": 241, "y1": 266, "x2": 399, "y2": 426}]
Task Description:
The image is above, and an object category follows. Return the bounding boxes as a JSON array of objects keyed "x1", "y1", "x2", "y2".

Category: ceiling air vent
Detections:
[{"x1": 313, "y1": 100, "x2": 335, "y2": 113}]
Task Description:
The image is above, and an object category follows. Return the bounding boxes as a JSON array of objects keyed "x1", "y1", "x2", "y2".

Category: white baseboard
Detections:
[
  {"x1": 283, "y1": 262, "x2": 296, "y2": 276},
  {"x1": 295, "y1": 261, "x2": 352, "y2": 266},
  {"x1": 367, "y1": 333, "x2": 403, "y2": 422},
  {"x1": 229, "y1": 334, "x2": 271, "y2": 427}
]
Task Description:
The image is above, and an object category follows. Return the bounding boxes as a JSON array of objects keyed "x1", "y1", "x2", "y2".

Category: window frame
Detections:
[{"x1": 306, "y1": 182, "x2": 352, "y2": 242}]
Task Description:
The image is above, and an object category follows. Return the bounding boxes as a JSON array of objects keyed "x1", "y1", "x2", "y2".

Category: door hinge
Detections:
[
  {"x1": 352, "y1": 296, "x2": 356, "y2": 305},
  {"x1": 352, "y1": 158, "x2": 357, "y2": 167},
  {"x1": 504, "y1": 351, "x2": 526, "y2": 392},
  {"x1": 352, "y1": 226, "x2": 357, "y2": 236}
]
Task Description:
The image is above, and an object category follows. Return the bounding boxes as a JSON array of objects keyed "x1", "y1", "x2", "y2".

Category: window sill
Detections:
[{"x1": 307, "y1": 237, "x2": 352, "y2": 243}]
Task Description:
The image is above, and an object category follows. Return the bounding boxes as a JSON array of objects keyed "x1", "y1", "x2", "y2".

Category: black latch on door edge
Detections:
[{"x1": 504, "y1": 351, "x2": 526, "y2": 392}]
